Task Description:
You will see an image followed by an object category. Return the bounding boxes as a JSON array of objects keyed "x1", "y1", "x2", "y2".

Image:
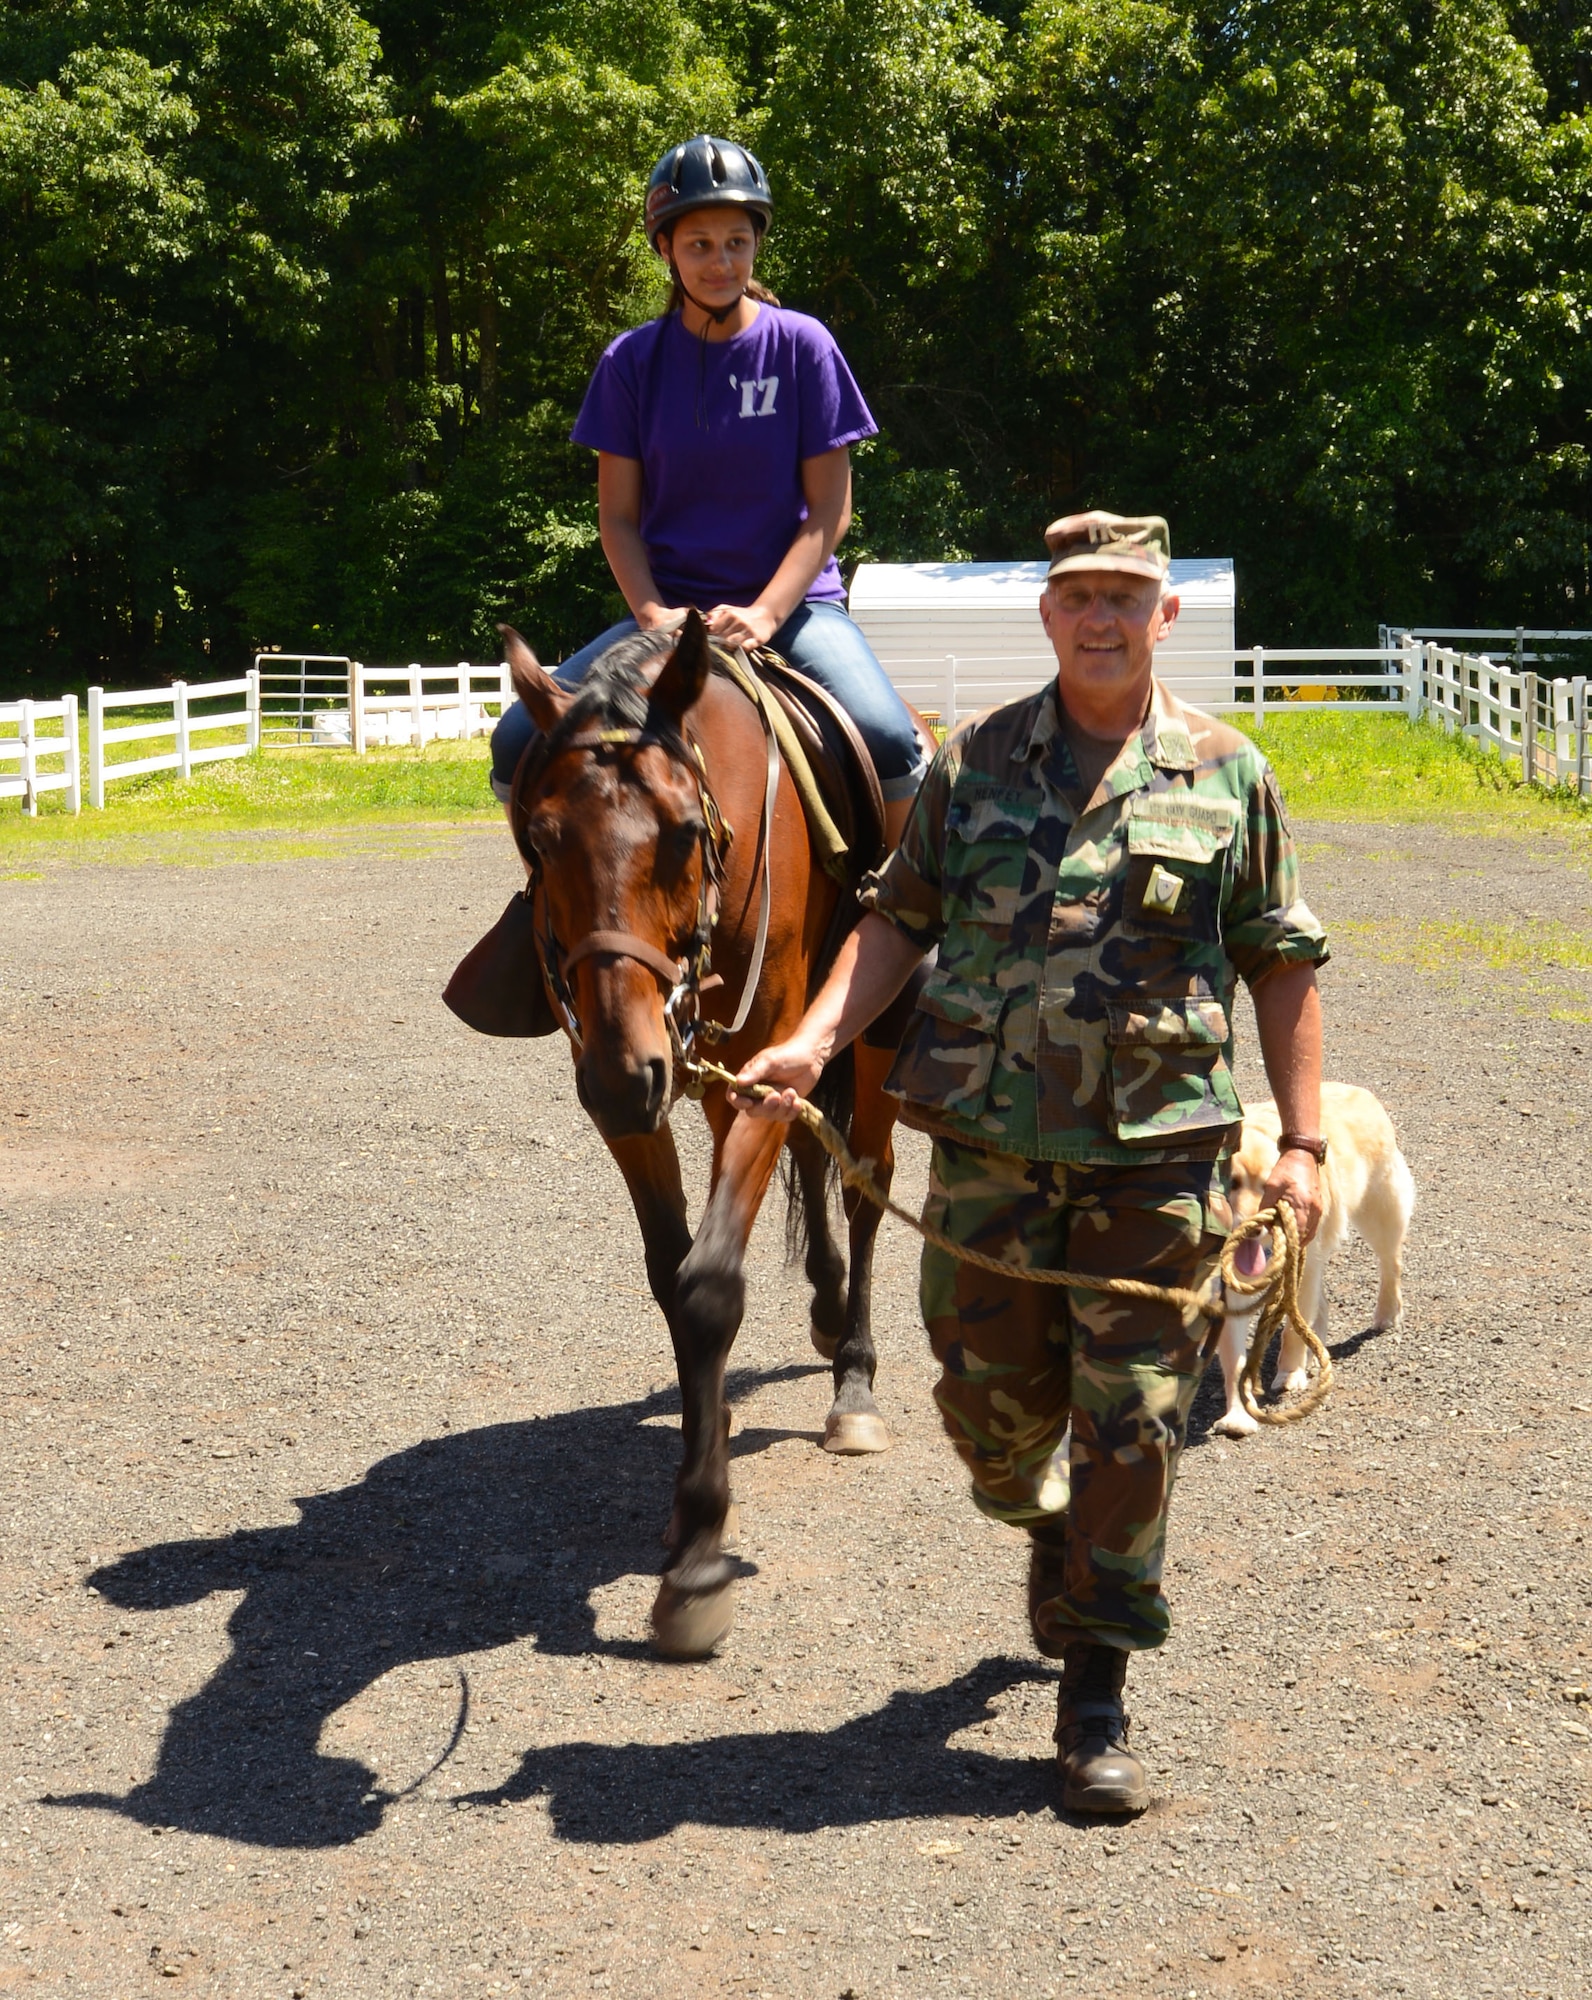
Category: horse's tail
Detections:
[{"x1": 782, "y1": 1043, "x2": 854, "y2": 1264}]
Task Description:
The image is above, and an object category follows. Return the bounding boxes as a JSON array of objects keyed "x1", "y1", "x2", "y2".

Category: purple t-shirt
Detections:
[{"x1": 570, "y1": 304, "x2": 877, "y2": 608}]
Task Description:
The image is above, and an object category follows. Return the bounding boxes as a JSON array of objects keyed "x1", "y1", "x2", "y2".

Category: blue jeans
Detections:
[{"x1": 489, "y1": 600, "x2": 928, "y2": 802}]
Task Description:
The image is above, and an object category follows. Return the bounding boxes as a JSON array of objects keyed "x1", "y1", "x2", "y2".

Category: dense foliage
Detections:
[{"x1": 2, "y1": 0, "x2": 1587, "y2": 688}]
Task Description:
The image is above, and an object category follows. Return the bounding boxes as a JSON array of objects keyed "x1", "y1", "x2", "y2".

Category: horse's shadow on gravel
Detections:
[
  {"x1": 60, "y1": 1365, "x2": 1050, "y2": 1848},
  {"x1": 464, "y1": 1654, "x2": 1056, "y2": 1843}
]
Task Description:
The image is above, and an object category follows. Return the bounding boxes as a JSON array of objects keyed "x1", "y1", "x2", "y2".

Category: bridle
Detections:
[{"x1": 513, "y1": 676, "x2": 779, "y2": 1088}]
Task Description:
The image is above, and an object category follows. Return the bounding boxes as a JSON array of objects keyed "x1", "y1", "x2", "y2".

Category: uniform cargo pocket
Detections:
[
  {"x1": 884, "y1": 972, "x2": 1004, "y2": 1120},
  {"x1": 1105, "y1": 997, "x2": 1241, "y2": 1144}
]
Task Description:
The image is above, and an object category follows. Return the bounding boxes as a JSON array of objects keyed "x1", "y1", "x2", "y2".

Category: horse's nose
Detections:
[{"x1": 576, "y1": 1050, "x2": 669, "y2": 1138}]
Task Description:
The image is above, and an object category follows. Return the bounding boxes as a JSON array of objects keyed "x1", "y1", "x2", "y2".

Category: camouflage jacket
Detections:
[{"x1": 860, "y1": 676, "x2": 1329, "y2": 1163}]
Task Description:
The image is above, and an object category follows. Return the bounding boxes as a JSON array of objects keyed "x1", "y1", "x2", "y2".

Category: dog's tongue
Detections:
[{"x1": 1232, "y1": 1235, "x2": 1270, "y2": 1280}]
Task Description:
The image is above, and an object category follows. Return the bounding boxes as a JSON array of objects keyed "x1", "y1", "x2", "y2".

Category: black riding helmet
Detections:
[{"x1": 645, "y1": 135, "x2": 772, "y2": 248}]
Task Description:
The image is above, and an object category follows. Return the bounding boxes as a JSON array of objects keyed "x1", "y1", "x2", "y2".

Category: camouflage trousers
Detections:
[{"x1": 920, "y1": 1137, "x2": 1232, "y2": 1655}]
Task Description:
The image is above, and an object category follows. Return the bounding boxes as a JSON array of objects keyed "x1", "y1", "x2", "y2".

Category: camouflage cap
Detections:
[{"x1": 1044, "y1": 510, "x2": 1171, "y2": 581}]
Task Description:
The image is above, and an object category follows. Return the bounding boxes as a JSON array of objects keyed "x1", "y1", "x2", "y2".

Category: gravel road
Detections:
[{"x1": 3, "y1": 813, "x2": 1591, "y2": 2000}]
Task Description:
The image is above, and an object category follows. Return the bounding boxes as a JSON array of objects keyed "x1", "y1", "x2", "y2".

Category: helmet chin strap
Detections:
[
  {"x1": 673, "y1": 267, "x2": 745, "y2": 326},
  {"x1": 667, "y1": 258, "x2": 754, "y2": 428}
]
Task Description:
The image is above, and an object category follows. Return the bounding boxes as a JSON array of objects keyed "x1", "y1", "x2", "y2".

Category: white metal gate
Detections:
[{"x1": 253, "y1": 654, "x2": 354, "y2": 747}]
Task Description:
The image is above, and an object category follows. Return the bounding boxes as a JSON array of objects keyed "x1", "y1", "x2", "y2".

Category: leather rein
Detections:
[{"x1": 513, "y1": 663, "x2": 780, "y2": 1079}]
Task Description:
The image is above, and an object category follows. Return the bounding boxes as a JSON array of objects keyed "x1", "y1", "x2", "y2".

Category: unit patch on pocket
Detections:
[{"x1": 1142, "y1": 863, "x2": 1184, "y2": 915}]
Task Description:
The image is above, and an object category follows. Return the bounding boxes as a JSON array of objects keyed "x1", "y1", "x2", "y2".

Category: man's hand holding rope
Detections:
[
  {"x1": 730, "y1": 910, "x2": 924, "y2": 1123},
  {"x1": 736, "y1": 921, "x2": 1325, "y2": 1259}
]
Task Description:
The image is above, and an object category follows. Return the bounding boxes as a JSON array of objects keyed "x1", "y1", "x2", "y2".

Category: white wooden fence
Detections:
[
  {"x1": 6, "y1": 657, "x2": 507, "y2": 815},
  {"x1": 893, "y1": 641, "x2": 1589, "y2": 797},
  {"x1": 86, "y1": 672, "x2": 260, "y2": 809},
  {"x1": 252, "y1": 655, "x2": 510, "y2": 749},
  {"x1": 1381, "y1": 625, "x2": 1591, "y2": 669},
  {"x1": 11, "y1": 633, "x2": 1587, "y2": 816},
  {"x1": 1218, "y1": 641, "x2": 1588, "y2": 794},
  {"x1": 1420, "y1": 643, "x2": 1589, "y2": 794},
  {"x1": 906, "y1": 644, "x2": 1414, "y2": 726},
  {"x1": 351, "y1": 663, "x2": 509, "y2": 752},
  {"x1": 1, "y1": 696, "x2": 81, "y2": 815}
]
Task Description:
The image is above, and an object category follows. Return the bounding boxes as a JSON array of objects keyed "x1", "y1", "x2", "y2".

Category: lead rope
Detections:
[{"x1": 684, "y1": 1054, "x2": 1333, "y2": 1428}]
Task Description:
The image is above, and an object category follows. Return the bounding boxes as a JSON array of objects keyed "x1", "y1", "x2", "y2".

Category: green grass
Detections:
[
  {"x1": 5, "y1": 704, "x2": 1590, "y2": 872},
  {"x1": 0, "y1": 739, "x2": 500, "y2": 870},
  {"x1": 1335, "y1": 914, "x2": 1592, "y2": 1023},
  {"x1": 1237, "y1": 710, "x2": 1592, "y2": 834},
  {"x1": 1337, "y1": 914, "x2": 1592, "y2": 974}
]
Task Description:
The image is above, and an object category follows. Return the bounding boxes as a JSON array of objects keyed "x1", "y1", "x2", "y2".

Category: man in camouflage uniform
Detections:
[{"x1": 734, "y1": 511, "x2": 1327, "y2": 1812}]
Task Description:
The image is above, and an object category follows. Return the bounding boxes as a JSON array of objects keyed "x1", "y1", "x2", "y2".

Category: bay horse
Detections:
[{"x1": 502, "y1": 610, "x2": 904, "y2": 1658}]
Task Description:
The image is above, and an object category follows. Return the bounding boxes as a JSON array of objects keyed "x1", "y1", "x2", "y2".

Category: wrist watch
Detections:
[{"x1": 1277, "y1": 1132, "x2": 1328, "y2": 1162}]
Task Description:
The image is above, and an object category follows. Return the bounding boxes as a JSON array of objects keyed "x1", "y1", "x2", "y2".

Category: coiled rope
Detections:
[{"x1": 690, "y1": 1055, "x2": 1333, "y2": 1427}]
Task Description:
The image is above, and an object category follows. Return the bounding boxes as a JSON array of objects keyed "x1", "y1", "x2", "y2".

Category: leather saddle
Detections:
[
  {"x1": 729, "y1": 648, "x2": 928, "y2": 1033},
  {"x1": 749, "y1": 651, "x2": 887, "y2": 879}
]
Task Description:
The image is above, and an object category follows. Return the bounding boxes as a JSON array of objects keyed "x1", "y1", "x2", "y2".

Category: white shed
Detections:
[{"x1": 848, "y1": 558, "x2": 1236, "y2": 723}]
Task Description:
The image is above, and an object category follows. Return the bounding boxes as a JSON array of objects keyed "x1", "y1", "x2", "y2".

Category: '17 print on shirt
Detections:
[{"x1": 730, "y1": 373, "x2": 779, "y2": 418}]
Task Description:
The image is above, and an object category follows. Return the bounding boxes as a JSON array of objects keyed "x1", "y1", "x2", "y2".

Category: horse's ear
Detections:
[
  {"x1": 499, "y1": 625, "x2": 569, "y2": 733},
  {"x1": 649, "y1": 607, "x2": 712, "y2": 719}
]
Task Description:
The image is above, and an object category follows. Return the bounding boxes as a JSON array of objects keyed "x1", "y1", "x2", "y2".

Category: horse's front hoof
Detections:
[
  {"x1": 822, "y1": 1409, "x2": 892, "y2": 1455},
  {"x1": 651, "y1": 1578, "x2": 736, "y2": 1659},
  {"x1": 809, "y1": 1321, "x2": 839, "y2": 1361}
]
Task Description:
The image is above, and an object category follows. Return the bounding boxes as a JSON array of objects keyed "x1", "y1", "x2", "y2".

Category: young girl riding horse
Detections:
[{"x1": 490, "y1": 133, "x2": 926, "y2": 845}]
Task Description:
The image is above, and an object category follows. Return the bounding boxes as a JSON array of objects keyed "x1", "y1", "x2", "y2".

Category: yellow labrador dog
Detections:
[{"x1": 1215, "y1": 1083, "x2": 1415, "y2": 1437}]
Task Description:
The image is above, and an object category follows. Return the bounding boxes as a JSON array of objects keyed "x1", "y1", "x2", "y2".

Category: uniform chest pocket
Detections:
[
  {"x1": 1119, "y1": 802, "x2": 1237, "y2": 943},
  {"x1": 943, "y1": 789, "x2": 1040, "y2": 929},
  {"x1": 885, "y1": 972, "x2": 1004, "y2": 1120}
]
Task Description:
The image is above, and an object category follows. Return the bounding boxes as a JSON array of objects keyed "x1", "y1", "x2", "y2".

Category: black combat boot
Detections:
[{"x1": 1054, "y1": 1642, "x2": 1148, "y2": 1815}]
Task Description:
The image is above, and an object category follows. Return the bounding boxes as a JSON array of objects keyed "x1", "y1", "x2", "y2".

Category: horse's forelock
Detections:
[{"x1": 544, "y1": 628, "x2": 677, "y2": 758}]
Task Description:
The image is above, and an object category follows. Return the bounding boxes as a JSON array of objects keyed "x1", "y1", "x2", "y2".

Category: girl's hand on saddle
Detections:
[
  {"x1": 705, "y1": 602, "x2": 779, "y2": 650},
  {"x1": 728, "y1": 1039, "x2": 826, "y2": 1122}
]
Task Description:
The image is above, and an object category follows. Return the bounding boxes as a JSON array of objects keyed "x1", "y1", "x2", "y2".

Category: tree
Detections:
[
  {"x1": 1004, "y1": 0, "x2": 1591, "y2": 636},
  {"x1": 755, "y1": 0, "x2": 1008, "y2": 557},
  {"x1": 0, "y1": 0, "x2": 1587, "y2": 687},
  {"x1": 0, "y1": 1, "x2": 389, "y2": 683}
]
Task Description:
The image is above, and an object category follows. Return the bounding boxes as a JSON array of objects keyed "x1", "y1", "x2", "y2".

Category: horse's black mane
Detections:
[{"x1": 543, "y1": 628, "x2": 677, "y2": 759}]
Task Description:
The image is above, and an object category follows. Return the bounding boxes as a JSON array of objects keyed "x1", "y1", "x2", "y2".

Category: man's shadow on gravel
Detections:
[{"x1": 59, "y1": 1366, "x2": 840, "y2": 1849}]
